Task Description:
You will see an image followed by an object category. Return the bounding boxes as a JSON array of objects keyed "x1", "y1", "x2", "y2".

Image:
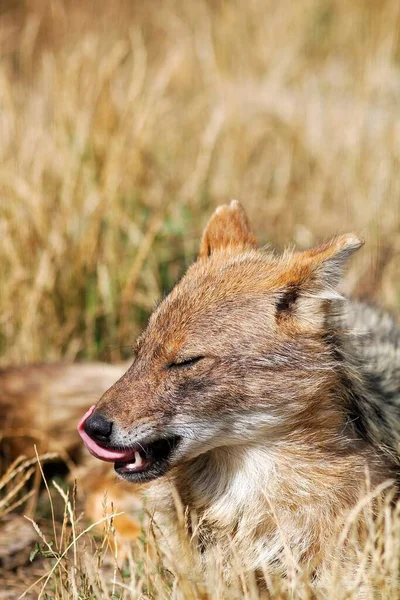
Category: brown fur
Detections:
[
  {"x1": 0, "y1": 362, "x2": 142, "y2": 542},
  {"x1": 0, "y1": 362, "x2": 127, "y2": 458}
]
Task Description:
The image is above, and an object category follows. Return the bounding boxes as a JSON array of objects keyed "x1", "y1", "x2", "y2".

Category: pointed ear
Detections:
[
  {"x1": 198, "y1": 200, "x2": 258, "y2": 259},
  {"x1": 298, "y1": 233, "x2": 364, "y2": 291},
  {"x1": 276, "y1": 234, "x2": 364, "y2": 328}
]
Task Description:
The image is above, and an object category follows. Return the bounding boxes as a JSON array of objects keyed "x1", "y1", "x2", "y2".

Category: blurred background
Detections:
[{"x1": 1, "y1": 0, "x2": 400, "y2": 367}]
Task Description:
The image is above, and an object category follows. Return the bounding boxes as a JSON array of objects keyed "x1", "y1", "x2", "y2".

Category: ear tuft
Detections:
[
  {"x1": 198, "y1": 200, "x2": 258, "y2": 259},
  {"x1": 340, "y1": 233, "x2": 364, "y2": 251}
]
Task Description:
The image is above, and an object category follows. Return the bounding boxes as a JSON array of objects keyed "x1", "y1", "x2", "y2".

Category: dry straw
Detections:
[
  {"x1": 1, "y1": 0, "x2": 400, "y2": 598},
  {"x1": 0, "y1": 0, "x2": 399, "y2": 365}
]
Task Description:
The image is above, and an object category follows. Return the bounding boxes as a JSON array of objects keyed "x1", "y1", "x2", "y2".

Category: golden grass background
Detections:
[
  {"x1": 1, "y1": 0, "x2": 400, "y2": 367},
  {"x1": 1, "y1": 1, "x2": 400, "y2": 598}
]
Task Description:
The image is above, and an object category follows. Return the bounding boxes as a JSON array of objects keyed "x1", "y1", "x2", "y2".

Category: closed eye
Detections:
[{"x1": 168, "y1": 356, "x2": 205, "y2": 369}]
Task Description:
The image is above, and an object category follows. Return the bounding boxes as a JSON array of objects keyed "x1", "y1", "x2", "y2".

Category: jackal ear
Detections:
[
  {"x1": 297, "y1": 233, "x2": 364, "y2": 291},
  {"x1": 198, "y1": 200, "x2": 258, "y2": 259},
  {"x1": 276, "y1": 234, "x2": 363, "y2": 325}
]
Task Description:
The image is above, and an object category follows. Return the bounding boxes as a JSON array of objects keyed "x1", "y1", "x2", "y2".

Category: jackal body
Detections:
[{"x1": 80, "y1": 201, "x2": 400, "y2": 574}]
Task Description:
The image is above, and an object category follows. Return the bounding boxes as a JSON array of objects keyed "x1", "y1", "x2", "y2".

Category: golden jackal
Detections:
[{"x1": 77, "y1": 201, "x2": 399, "y2": 578}]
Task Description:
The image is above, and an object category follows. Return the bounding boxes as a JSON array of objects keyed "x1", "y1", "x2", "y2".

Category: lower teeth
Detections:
[
  {"x1": 124, "y1": 450, "x2": 144, "y2": 471},
  {"x1": 133, "y1": 450, "x2": 143, "y2": 467}
]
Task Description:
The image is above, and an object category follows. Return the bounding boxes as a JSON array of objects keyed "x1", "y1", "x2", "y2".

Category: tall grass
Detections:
[
  {"x1": 0, "y1": 0, "x2": 399, "y2": 366},
  {"x1": 1, "y1": 1, "x2": 400, "y2": 597},
  {"x1": 2, "y1": 455, "x2": 400, "y2": 599}
]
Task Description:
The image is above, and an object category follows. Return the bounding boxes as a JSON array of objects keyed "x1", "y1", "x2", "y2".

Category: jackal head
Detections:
[{"x1": 78, "y1": 201, "x2": 363, "y2": 483}]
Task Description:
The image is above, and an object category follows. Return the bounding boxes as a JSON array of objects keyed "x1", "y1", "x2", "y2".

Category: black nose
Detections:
[{"x1": 84, "y1": 412, "x2": 113, "y2": 443}]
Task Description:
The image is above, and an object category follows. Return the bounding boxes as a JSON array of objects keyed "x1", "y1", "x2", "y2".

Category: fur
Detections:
[
  {"x1": 91, "y1": 201, "x2": 399, "y2": 579},
  {"x1": 0, "y1": 361, "x2": 143, "y2": 542}
]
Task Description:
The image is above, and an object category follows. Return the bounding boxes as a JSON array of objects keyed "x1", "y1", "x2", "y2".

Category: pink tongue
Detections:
[{"x1": 77, "y1": 405, "x2": 134, "y2": 462}]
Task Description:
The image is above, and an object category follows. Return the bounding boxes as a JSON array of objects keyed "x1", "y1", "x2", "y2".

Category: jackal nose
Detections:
[{"x1": 83, "y1": 412, "x2": 113, "y2": 443}]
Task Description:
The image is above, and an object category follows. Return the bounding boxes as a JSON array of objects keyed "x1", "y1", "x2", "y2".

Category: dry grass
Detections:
[
  {"x1": 2, "y1": 456, "x2": 400, "y2": 600},
  {"x1": 1, "y1": 0, "x2": 400, "y2": 597},
  {"x1": 1, "y1": 0, "x2": 400, "y2": 365}
]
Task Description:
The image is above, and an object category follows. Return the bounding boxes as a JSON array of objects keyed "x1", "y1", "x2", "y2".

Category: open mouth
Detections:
[
  {"x1": 114, "y1": 435, "x2": 181, "y2": 482},
  {"x1": 77, "y1": 406, "x2": 181, "y2": 483}
]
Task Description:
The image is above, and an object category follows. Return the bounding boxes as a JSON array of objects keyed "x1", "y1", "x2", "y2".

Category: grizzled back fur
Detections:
[{"x1": 339, "y1": 301, "x2": 400, "y2": 463}]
